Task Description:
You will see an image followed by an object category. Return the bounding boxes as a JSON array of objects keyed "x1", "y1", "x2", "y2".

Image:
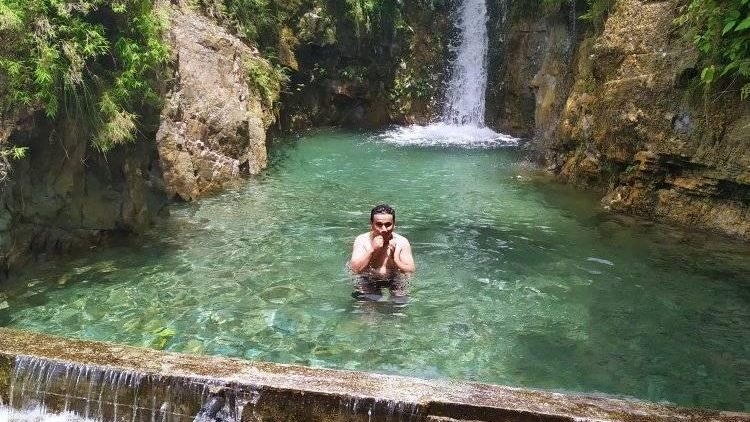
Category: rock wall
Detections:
[
  {"x1": 278, "y1": 1, "x2": 453, "y2": 131},
  {"x1": 0, "y1": 114, "x2": 167, "y2": 278},
  {"x1": 156, "y1": 3, "x2": 276, "y2": 201},
  {"x1": 485, "y1": 1, "x2": 579, "y2": 139},
  {"x1": 540, "y1": 0, "x2": 750, "y2": 239},
  {"x1": 0, "y1": 2, "x2": 278, "y2": 278}
]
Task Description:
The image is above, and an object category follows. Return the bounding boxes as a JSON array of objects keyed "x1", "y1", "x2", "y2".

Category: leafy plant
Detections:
[
  {"x1": 579, "y1": 0, "x2": 616, "y2": 31},
  {"x1": 244, "y1": 57, "x2": 288, "y2": 108},
  {"x1": 0, "y1": 0, "x2": 169, "y2": 151},
  {"x1": 339, "y1": 65, "x2": 367, "y2": 83},
  {"x1": 0, "y1": 146, "x2": 28, "y2": 182},
  {"x1": 675, "y1": 0, "x2": 750, "y2": 99}
]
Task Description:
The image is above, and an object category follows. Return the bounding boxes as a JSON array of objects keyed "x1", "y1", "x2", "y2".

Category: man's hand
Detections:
[
  {"x1": 371, "y1": 235, "x2": 385, "y2": 250},
  {"x1": 392, "y1": 237, "x2": 415, "y2": 274},
  {"x1": 387, "y1": 238, "x2": 397, "y2": 256}
]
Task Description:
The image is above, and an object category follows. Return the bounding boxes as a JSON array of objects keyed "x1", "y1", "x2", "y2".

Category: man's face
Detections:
[{"x1": 371, "y1": 213, "x2": 395, "y2": 239}]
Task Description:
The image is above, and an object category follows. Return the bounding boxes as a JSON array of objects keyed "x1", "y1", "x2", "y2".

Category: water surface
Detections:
[{"x1": 2, "y1": 129, "x2": 749, "y2": 411}]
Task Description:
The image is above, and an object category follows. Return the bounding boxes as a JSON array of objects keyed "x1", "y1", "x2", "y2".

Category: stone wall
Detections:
[
  {"x1": 0, "y1": 328, "x2": 745, "y2": 421},
  {"x1": 277, "y1": 1, "x2": 454, "y2": 131},
  {"x1": 540, "y1": 0, "x2": 750, "y2": 239},
  {"x1": 485, "y1": 1, "x2": 579, "y2": 139},
  {"x1": 0, "y1": 113, "x2": 167, "y2": 278}
]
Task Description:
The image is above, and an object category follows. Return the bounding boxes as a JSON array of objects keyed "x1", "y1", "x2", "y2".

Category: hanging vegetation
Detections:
[
  {"x1": 0, "y1": 0, "x2": 169, "y2": 152},
  {"x1": 675, "y1": 0, "x2": 750, "y2": 99}
]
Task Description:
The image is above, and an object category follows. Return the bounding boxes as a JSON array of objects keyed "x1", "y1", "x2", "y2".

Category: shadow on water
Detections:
[
  {"x1": 0, "y1": 228, "x2": 195, "y2": 332},
  {"x1": 349, "y1": 297, "x2": 411, "y2": 319},
  {"x1": 506, "y1": 292, "x2": 750, "y2": 411}
]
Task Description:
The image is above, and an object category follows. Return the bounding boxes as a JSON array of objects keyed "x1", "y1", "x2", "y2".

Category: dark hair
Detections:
[{"x1": 370, "y1": 204, "x2": 395, "y2": 222}]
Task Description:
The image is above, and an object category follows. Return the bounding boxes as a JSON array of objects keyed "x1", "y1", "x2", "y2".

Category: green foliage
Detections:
[
  {"x1": 0, "y1": 145, "x2": 27, "y2": 160},
  {"x1": 391, "y1": 70, "x2": 433, "y2": 101},
  {"x1": 338, "y1": 65, "x2": 367, "y2": 83},
  {"x1": 351, "y1": 0, "x2": 404, "y2": 42},
  {"x1": 0, "y1": 145, "x2": 28, "y2": 182},
  {"x1": 0, "y1": 0, "x2": 169, "y2": 151},
  {"x1": 389, "y1": 63, "x2": 436, "y2": 115},
  {"x1": 539, "y1": 0, "x2": 567, "y2": 13},
  {"x1": 675, "y1": 0, "x2": 750, "y2": 99},
  {"x1": 297, "y1": 6, "x2": 336, "y2": 45},
  {"x1": 195, "y1": 0, "x2": 407, "y2": 52},
  {"x1": 579, "y1": 0, "x2": 616, "y2": 31},
  {"x1": 194, "y1": 0, "x2": 308, "y2": 47},
  {"x1": 244, "y1": 57, "x2": 288, "y2": 108},
  {"x1": 345, "y1": 0, "x2": 375, "y2": 37}
]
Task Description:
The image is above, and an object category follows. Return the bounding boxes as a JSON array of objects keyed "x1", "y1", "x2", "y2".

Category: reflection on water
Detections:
[{"x1": 1, "y1": 129, "x2": 749, "y2": 411}]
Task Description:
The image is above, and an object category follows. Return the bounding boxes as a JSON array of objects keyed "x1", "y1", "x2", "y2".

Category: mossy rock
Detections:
[{"x1": 0, "y1": 354, "x2": 11, "y2": 404}]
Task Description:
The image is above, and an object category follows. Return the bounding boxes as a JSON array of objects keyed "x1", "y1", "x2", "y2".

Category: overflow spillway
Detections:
[{"x1": 0, "y1": 329, "x2": 748, "y2": 421}]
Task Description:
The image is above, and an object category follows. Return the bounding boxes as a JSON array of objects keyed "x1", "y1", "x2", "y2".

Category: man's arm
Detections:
[
  {"x1": 394, "y1": 238, "x2": 415, "y2": 274},
  {"x1": 349, "y1": 236, "x2": 374, "y2": 273}
]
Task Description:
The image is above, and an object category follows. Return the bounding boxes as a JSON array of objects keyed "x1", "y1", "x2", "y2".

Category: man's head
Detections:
[{"x1": 370, "y1": 204, "x2": 395, "y2": 239}]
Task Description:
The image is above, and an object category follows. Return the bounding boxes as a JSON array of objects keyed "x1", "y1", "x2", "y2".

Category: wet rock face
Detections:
[
  {"x1": 0, "y1": 114, "x2": 167, "y2": 277},
  {"x1": 545, "y1": 0, "x2": 750, "y2": 239},
  {"x1": 485, "y1": 3, "x2": 578, "y2": 139},
  {"x1": 278, "y1": 2, "x2": 452, "y2": 131},
  {"x1": 156, "y1": 4, "x2": 274, "y2": 201}
]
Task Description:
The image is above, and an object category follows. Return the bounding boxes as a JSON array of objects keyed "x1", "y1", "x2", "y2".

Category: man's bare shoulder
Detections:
[
  {"x1": 393, "y1": 232, "x2": 410, "y2": 244},
  {"x1": 354, "y1": 232, "x2": 371, "y2": 245}
]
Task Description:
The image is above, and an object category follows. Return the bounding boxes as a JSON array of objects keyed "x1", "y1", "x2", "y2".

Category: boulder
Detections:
[{"x1": 156, "y1": 4, "x2": 275, "y2": 201}]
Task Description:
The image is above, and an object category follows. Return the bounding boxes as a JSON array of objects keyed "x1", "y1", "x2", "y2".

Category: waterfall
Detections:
[
  {"x1": 442, "y1": 0, "x2": 490, "y2": 126},
  {"x1": 379, "y1": 0, "x2": 518, "y2": 148},
  {"x1": 567, "y1": 0, "x2": 577, "y2": 58}
]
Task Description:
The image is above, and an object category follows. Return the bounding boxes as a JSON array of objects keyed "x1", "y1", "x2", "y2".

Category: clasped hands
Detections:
[{"x1": 369, "y1": 234, "x2": 397, "y2": 256}]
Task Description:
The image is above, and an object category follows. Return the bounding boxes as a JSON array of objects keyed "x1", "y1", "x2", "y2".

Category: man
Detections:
[{"x1": 349, "y1": 204, "x2": 415, "y2": 300}]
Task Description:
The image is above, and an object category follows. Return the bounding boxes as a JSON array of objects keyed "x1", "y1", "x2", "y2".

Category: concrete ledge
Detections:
[{"x1": 0, "y1": 328, "x2": 747, "y2": 421}]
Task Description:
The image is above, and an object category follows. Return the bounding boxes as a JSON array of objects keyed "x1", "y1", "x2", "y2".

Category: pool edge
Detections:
[{"x1": 0, "y1": 328, "x2": 747, "y2": 422}]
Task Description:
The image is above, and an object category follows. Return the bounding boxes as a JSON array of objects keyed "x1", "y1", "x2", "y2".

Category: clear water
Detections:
[{"x1": 1, "y1": 129, "x2": 749, "y2": 412}]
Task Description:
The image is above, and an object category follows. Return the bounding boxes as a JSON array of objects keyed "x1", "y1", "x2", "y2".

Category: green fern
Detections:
[
  {"x1": 741, "y1": 83, "x2": 750, "y2": 100},
  {"x1": 0, "y1": 0, "x2": 169, "y2": 151}
]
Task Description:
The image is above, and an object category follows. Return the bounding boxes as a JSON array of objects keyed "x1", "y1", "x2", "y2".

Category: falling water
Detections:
[
  {"x1": 567, "y1": 0, "x2": 577, "y2": 58},
  {"x1": 1, "y1": 356, "x2": 247, "y2": 422},
  {"x1": 1, "y1": 356, "x2": 424, "y2": 421},
  {"x1": 379, "y1": 0, "x2": 518, "y2": 148},
  {"x1": 442, "y1": 0, "x2": 490, "y2": 126}
]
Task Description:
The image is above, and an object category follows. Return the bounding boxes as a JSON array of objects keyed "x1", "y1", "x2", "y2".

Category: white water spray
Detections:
[{"x1": 379, "y1": 0, "x2": 518, "y2": 148}]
